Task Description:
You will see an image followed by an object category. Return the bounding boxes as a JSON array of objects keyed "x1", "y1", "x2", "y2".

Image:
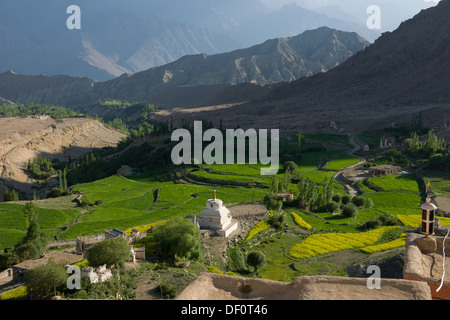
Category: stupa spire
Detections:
[{"x1": 213, "y1": 188, "x2": 216, "y2": 200}]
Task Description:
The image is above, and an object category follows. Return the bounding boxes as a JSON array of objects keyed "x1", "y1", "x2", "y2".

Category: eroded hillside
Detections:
[{"x1": 0, "y1": 117, "x2": 126, "y2": 200}]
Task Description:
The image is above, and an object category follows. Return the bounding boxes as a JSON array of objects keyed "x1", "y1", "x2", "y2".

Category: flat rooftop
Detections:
[
  {"x1": 404, "y1": 233, "x2": 450, "y2": 299},
  {"x1": 177, "y1": 273, "x2": 431, "y2": 300}
]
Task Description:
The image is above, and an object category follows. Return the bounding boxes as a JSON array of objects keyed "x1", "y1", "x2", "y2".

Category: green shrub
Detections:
[
  {"x1": 160, "y1": 283, "x2": 177, "y2": 299},
  {"x1": 326, "y1": 201, "x2": 340, "y2": 213},
  {"x1": 268, "y1": 212, "x2": 285, "y2": 230},
  {"x1": 341, "y1": 195, "x2": 351, "y2": 205},
  {"x1": 46, "y1": 188, "x2": 62, "y2": 199},
  {"x1": 342, "y1": 203, "x2": 358, "y2": 218},
  {"x1": 283, "y1": 161, "x2": 298, "y2": 173},
  {"x1": 363, "y1": 218, "x2": 382, "y2": 230},
  {"x1": 4, "y1": 189, "x2": 19, "y2": 202},
  {"x1": 378, "y1": 213, "x2": 400, "y2": 226},
  {"x1": 246, "y1": 251, "x2": 266, "y2": 273},
  {"x1": 364, "y1": 198, "x2": 374, "y2": 209},
  {"x1": 351, "y1": 196, "x2": 365, "y2": 207},
  {"x1": 332, "y1": 194, "x2": 342, "y2": 204}
]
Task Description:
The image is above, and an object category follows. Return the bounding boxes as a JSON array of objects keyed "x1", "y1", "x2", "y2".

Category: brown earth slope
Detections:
[{"x1": 0, "y1": 117, "x2": 125, "y2": 200}]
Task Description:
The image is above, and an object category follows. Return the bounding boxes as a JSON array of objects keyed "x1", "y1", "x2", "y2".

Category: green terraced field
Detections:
[
  {"x1": 421, "y1": 170, "x2": 450, "y2": 198},
  {"x1": 367, "y1": 174, "x2": 420, "y2": 193},
  {"x1": 202, "y1": 164, "x2": 269, "y2": 176},
  {"x1": 322, "y1": 154, "x2": 361, "y2": 171},
  {"x1": 59, "y1": 173, "x2": 268, "y2": 240},
  {"x1": 189, "y1": 169, "x2": 270, "y2": 185},
  {"x1": 0, "y1": 202, "x2": 79, "y2": 249},
  {"x1": 295, "y1": 150, "x2": 344, "y2": 173}
]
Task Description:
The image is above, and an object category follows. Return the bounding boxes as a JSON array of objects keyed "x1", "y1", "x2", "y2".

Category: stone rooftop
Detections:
[
  {"x1": 404, "y1": 233, "x2": 450, "y2": 300},
  {"x1": 177, "y1": 272, "x2": 431, "y2": 300}
]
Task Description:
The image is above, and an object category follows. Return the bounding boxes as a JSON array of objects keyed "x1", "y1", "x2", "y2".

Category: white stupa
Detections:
[{"x1": 198, "y1": 189, "x2": 238, "y2": 238}]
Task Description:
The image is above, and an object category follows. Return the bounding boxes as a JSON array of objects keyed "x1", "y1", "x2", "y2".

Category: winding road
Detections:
[{"x1": 333, "y1": 134, "x2": 368, "y2": 196}]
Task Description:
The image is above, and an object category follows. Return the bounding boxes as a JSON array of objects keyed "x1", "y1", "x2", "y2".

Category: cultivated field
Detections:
[{"x1": 1, "y1": 132, "x2": 448, "y2": 286}]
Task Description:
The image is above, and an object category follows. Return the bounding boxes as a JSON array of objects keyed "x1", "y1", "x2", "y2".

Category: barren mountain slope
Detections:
[
  {"x1": 267, "y1": 0, "x2": 450, "y2": 109},
  {"x1": 93, "y1": 27, "x2": 369, "y2": 101},
  {"x1": 0, "y1": 27, "x2": 368, "y2": 107},
  {"x1": 0, "y1": 71, "x2": 95, "y2": 105},
  {"x1": 0, "y1": 117, "x2": 126, "y2": 200},
  {"x1": 152, "y1": 0, "x2": 450, "y2": 132}
]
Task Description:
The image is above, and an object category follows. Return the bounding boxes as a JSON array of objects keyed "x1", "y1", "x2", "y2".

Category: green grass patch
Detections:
[
  {"x1": 0, "y1": 229, "x2": 26, "y2": 250},
  {"x1": 189, "y1": 170, "x2": 269, "y2": 185},
  {"x1": 367, "y1": 174, "x2": 420, "y2": 193},
  {"x1": 323, "y1": 154, "x2": 360, "y2": 171},
  {"x1": 421, "y1": 170, "x2": 450, "y2": 198},
  {"x1": 362, "y1": 192, "x2": 421, "y2": 210}
]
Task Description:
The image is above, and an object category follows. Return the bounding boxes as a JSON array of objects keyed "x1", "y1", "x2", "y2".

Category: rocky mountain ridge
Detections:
[{"x1": 0, "y1": 27, "x2": 368, "y2": 107}]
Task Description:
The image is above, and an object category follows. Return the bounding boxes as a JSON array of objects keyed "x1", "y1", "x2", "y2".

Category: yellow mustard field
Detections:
[
  {"x1": 360, "y1": 233, "x2": 407, "y2": 254},
  {"x1": 397, "y1": 215, "x2": 450, "y2": 228},
  {"x1": 290, "y1": 212, "x2": 312, "y2": 230},
  {"x1": 289, "y1": 226, "x2": 400, "y2": 259}
]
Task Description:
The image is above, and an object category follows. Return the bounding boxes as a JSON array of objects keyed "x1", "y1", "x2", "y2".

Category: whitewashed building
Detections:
[{"x1": 198, "y1": 189, "x2": 238, "y2": 238}]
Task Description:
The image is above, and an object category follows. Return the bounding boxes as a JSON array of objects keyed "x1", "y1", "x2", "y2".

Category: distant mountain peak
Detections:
[{"x1": 0, "y1": 27, "x2": 369, "y2": 107}]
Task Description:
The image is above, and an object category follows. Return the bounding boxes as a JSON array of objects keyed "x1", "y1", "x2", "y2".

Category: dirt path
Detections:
[
  {"x1": 200, "y1": 204, "x2": 269, "y2": 270},
  {"x1": 435, "y1": 197, "x2": 450, "y2": 213},
  {"x1": 332, "y1": 134, "x2": 369, "y2": 196}
]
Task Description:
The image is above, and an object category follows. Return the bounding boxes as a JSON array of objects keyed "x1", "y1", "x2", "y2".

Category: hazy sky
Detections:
[{"x1": 260, "y1": 0, "x2": 440, "y2": 31}]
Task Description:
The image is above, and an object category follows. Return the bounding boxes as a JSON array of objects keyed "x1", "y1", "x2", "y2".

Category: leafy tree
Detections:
[
  {"x1": 351, "y1": 196, "x2": 365, "y2": 207},
  {"x1": 363, "y1": 218, "x2": 382, "y2": 230},
  {"x1": 152, "y1": 217, "x2": 202, "y2": 262},
  {"x1": 341, "y1": 195, "x2": 352, "y2": 205},
  {"x1": 405, "y1": 130, "x2": 446, "y2": 155},
  {"x1": 268, "y1": 212, "x2": 285, "y2": 230},
  {"x1": 0, "y1": 249, "x2": 19, "y2": 270},
  {"x1": 27, "y1": 156, "x2": 56, "y2": 179},
  {"x1": 46, "y1": 188, "x2": 62, "y2": 198},
  {"x1": 364, "y1": 198, "x2": 374, "y2": 209},
  {"x1": 246, "y1": 251, "x2": 266, "y2": 273},
  {"x1": 283, "y1": 161, "x2": 298, "y2": 173},
  {"x1": 332, "y1": 194, "x2": 342, "y2": 204},
  {"x1": 342, "y1": 203, "x2": 358, "y2": 218},
  {"x1": 15, "y1": 202, "x2": 48, "y2": 260},
  {"x1": 264, "y1": 194, "x2": 281, "y2": 211},
  {"x1": 25, "y1": 260, "x2": 67, "y2": 298},
  {"x1": 378, "y1": 213, "x2": 400, "y2": 226},
  {"x1": 268, "y1": 175, "x2": 279, "y2": 195},
  {"x1": 88, "y1": 237, "x2": 131, "y2": 268},
  {"x1": 280, "y1": 169, "x2": 291, "y2": 193},
  {"x1": 326, "y1": 201, "x2": 340, "y2": 213},
  {"x1": 4, "y1": 188, "x2": 19, "y2": 202}
]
